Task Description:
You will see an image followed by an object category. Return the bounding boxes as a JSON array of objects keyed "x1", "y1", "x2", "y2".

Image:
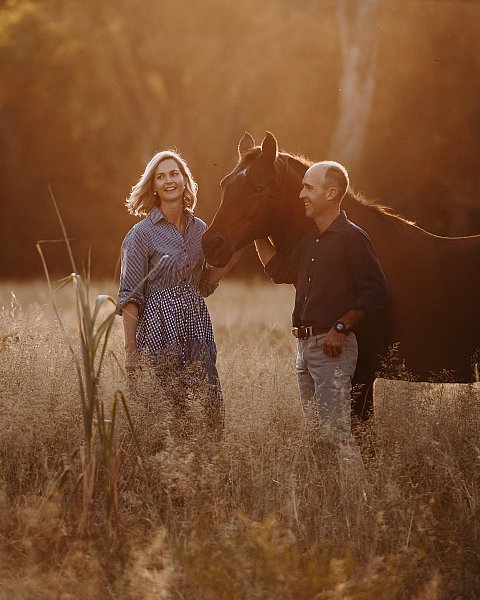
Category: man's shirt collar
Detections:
[
  {"x1": 328, "y1": 210, "x2": 348, "y2": 232},
  {"x1": 312, "y1": 210, "x2": 348, "y2": 237}
]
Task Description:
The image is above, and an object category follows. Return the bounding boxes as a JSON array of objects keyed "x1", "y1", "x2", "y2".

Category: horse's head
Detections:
[{"x1": 202, "y1": 132, "x2": 282, "y2": 267}]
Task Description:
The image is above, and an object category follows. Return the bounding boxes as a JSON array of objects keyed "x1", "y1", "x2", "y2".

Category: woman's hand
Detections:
[
  {"x1": 125, "y1": 347, "x2": 142, "y2": 375},
  {"x1": 207, "y1": 249, "x2": 243, "y2": 285}
]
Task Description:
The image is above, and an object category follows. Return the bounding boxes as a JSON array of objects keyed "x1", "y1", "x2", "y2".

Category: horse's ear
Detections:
[
  {"x1": 261, "y1": 132, "x2": 277, "y2": 163},
  {"x1": 238, "y1": 132, "x2": 255, "y2": 159}
]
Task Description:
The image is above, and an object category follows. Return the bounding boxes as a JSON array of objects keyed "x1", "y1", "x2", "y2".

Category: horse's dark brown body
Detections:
[{"x1": 203, "y1": 133, "x2": 480, "y2": 413}]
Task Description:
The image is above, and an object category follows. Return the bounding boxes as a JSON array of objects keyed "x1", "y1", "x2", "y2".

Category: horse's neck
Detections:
[
  {"x1": 342, "y1": 191, "x2": 425, "y2": 261},
  {"x1": 270, "y1": 211, "x2": 308, "y2": 254},
  {"x1": 270, "y1": 155, "x2": 310, "y2": 253},
  {"x1": 342, "y1": 193, "x2": 369, "y2": 226}
]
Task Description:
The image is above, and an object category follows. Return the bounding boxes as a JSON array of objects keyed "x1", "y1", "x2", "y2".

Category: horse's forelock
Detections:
[
  {"x1": 220, "y1": 148, "x2": 262, "y2": 187},
  {"x1": 223, "y1": 148, "x2": 311, "y2": 191},
  {"x1": 237, "y1": 147, "x2": 262, "y2": 168}
]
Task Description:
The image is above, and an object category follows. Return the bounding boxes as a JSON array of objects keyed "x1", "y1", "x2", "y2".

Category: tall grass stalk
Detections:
[{"x1": 36, "y1": 186, "x2": 143, "y2": 538}]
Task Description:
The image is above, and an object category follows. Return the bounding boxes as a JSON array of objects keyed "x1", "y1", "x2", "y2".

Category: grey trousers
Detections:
[{"x1": 296, "y1": 333, "x2": 358, "y2": 443}]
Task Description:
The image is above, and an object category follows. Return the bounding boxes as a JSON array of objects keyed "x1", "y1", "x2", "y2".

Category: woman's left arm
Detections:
[
  {"x1": 199, "y1": 249, "x2": 243, "y2": 297},
  {"x1": 206, "y1": 250, "x2": 243, "y2": 286}
]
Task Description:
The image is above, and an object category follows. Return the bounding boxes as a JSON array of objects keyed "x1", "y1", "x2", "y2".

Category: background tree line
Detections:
[{"x1": 1, "y1": 0, "x2": 479, "y2": 279}]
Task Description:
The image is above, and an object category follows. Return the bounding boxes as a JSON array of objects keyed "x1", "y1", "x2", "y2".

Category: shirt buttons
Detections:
[
  {"x1": 316, "y1": 239, "x2": 319, "y2": 243},
  {"x1": 311, "y1": 258, "x2": 315, "y2": 262}
]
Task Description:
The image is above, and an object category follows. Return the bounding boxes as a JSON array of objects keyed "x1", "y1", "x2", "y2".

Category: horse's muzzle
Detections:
[{"x1": 202, "y1": 230, "x2": 232, "y2": 268}]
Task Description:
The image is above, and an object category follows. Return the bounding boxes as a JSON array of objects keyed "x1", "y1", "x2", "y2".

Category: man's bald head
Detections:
[{"x1": 306, "y1": 161, "x2": 350, "y2": 203}]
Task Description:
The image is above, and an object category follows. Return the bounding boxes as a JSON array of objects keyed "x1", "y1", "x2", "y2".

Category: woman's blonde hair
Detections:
[{"x1": 125, "y1": 150, "x2": 198, "y2": 216}]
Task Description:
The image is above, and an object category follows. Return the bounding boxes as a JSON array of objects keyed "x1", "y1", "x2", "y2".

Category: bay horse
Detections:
[{"x1": 203, "y1": 132, "x2": 480, "y2": 415}]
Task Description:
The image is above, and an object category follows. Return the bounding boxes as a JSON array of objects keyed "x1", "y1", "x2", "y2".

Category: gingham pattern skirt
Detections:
[{"x1": 136, "y1": 284, "x2": 217, "y2": 377}]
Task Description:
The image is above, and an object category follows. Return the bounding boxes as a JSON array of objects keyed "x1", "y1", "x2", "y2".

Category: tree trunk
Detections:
[{"x1": 329, "y1": 0, "x2": 381, "y2": 169}]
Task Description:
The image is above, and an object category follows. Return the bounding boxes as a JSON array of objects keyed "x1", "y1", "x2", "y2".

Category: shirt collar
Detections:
[
  {"x1": 328, "y1": 210, "x2": 348, "y2": 232},
  {"x1": 312, "y1": 210, "x2": 347, "y2": 236},
  {"x1": 149, "y1": 205, "x2": 164, "y2": 224},
  {"x1": 149, "y1": 205, "x2": 194, "y2": 227}
]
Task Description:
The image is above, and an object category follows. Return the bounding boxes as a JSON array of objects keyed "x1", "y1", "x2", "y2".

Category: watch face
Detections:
[{"x1": 335, "y1": 322, "x2": 346, "y2": 333}]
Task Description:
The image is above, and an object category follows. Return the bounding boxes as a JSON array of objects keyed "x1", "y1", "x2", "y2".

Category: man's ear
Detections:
[{"x1": 327, "y1": 188, "x2": 337, "y2": 201}]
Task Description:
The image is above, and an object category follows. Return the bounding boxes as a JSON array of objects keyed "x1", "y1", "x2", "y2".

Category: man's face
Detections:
[{"x1": 299, "y1": 165, "x2": 331, "y2": 220}]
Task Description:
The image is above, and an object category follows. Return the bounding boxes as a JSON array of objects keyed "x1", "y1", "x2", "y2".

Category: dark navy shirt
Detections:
[{"x1": 265, "y1": 211, "x2": 388, "y2": 328}]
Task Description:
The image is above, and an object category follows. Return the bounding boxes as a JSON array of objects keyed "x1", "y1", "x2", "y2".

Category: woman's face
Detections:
[{"x1": 153, "y1": 158, "x2": 185, "y2": 206}]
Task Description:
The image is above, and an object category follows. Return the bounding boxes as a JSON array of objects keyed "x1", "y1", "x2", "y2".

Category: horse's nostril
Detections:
[
  {"x1": 205, "y1": 233, "x2": 226, "y2": 254},
  {"x1": 203, "y1": 232, "x2": 231, "y2": 267}
]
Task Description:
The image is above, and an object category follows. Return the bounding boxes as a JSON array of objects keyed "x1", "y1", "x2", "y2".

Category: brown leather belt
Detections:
[{"x1": 291, "y1": 325, "x2": 330, "y2": 340}]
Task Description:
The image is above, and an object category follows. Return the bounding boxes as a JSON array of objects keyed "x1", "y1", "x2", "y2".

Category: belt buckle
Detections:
[{"x1": 292, "y1": 326, "x2": 310, "y2": 340}]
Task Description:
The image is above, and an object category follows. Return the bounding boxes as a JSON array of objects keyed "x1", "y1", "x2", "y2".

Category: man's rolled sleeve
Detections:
[
  {"x1": 349, "y1": 230, "x2": 389, "y2": 320},
  {"x1": 117, "y1": 228, "x2": 149, "y2": 315}
]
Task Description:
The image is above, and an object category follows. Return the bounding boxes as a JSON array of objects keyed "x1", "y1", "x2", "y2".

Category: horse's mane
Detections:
[
  {"x1": 235, "y1": 147, "x2": 416, "y2": 227},
  {"x1": 348, "y1": 189, "x2": 416, "y2": 225},
  {"x1": 275, "y1": 151, "x2": 417, "y2": 227}
]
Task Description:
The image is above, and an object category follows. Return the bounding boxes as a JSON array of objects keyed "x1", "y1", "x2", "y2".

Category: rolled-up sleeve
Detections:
[
  {"x1": 118, "y1": 227, "x2": 149, "y2": 315},
  {"x1": 198, "y1": 261, "x2": 219, "y2": 298},
  {"x1": 349, "y1": 229, "x2": 389, "y2": 320}
]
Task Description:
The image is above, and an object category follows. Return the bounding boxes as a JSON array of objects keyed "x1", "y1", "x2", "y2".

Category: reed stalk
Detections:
[{"x1": 36, "y1": 186, "x2": 145, "y2": 538}]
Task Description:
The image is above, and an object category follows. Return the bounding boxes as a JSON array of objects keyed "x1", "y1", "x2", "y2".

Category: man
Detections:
[{"x1": 255, "y1": 161, "x2": 388, "y2": 447}]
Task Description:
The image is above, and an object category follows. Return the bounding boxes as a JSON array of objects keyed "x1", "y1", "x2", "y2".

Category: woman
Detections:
[{"x1": 118, "y1": 150, "x2": 236, "y2": 422}]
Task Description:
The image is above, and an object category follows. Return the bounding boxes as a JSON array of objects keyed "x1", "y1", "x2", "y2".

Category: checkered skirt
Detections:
[{"x1": 136, "y1": 284, "x2": 217, "y2": 375}]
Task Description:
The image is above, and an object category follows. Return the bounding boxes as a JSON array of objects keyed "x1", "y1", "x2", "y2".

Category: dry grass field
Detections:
[{"x1": 0, "y1": 279, "x2": 479, "y2": 599}]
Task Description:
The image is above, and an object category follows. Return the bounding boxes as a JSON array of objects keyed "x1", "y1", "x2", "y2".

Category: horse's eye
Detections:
[{"x1": 253, "y1": 185, "x2": 265, "y2": 193}]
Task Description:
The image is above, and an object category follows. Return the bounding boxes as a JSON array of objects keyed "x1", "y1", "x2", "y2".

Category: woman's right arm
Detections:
[
  {"x1": 122, "y1": 302, "x2": 139, "y2": 371},
  {"x1": 118, "y1": 226, "x2": 148, "y2": 371}
]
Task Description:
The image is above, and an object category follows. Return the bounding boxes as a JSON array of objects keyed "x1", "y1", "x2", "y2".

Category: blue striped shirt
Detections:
[
  {"x1": 118, "y1": 206, "x2": 218, "y2": 365},
  {"x1": 118, "y1": 206, "x2": 216, "y2": 312}
]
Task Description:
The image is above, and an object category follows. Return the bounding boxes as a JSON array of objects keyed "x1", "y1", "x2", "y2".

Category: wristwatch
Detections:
[{"x1": 334, "y1": 321, "x2": 349, "y2": 335}]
